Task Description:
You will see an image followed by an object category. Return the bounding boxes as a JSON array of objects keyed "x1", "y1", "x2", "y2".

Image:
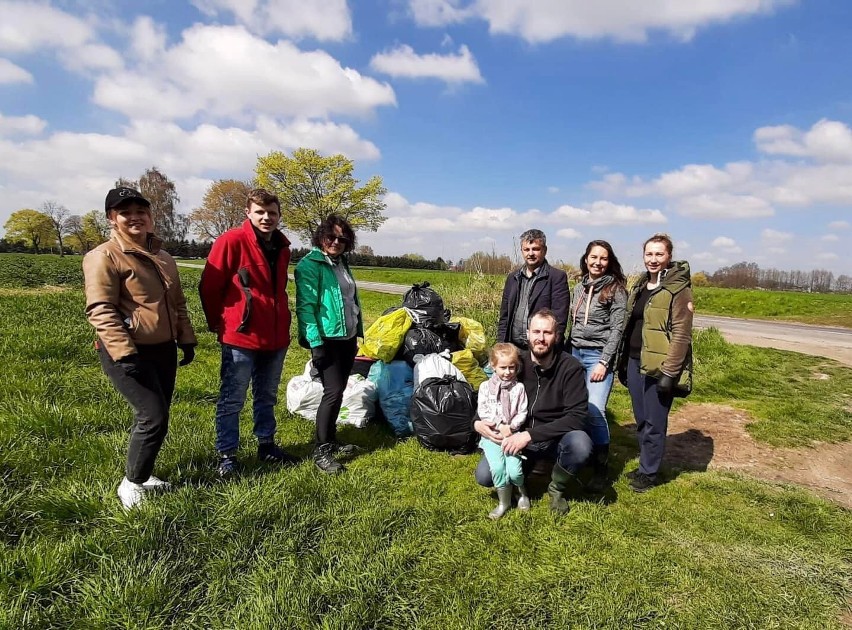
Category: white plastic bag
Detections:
[
  {"x1": 286, "y1": 362, "x2": 378, "y2": 428},
  {"x1": 413, "y1": 351, "x2": 466, "y2": 388}
]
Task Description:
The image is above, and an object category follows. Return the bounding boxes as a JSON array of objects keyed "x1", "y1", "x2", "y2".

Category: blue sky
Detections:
[{"x1": 1, "y1": 0, "x2": 851, "y2": 276}]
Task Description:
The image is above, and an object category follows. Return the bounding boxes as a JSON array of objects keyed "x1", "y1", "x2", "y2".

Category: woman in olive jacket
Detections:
[
  {"x1": 617, "y1": 233, "x2": 693, "y2": 493},
  {"x1": 295, "y1": 215, "x2": 364, "y2": 474}
]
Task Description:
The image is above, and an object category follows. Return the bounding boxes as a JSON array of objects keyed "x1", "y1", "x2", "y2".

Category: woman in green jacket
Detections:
[
  {"x1": 295, "y1": 215, "x2": 364, "y2": 474},
  {"x1": 618, "y1": 233, "x2": 693, "y2": 493}
]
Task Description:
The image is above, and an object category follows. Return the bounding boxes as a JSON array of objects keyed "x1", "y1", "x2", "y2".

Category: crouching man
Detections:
[
  {"x1": 474, "y1": 309, "x2": 592, "y2": 513},
  {"x1": 199, "y1": 188, "x2": 297, "y2": 476}
]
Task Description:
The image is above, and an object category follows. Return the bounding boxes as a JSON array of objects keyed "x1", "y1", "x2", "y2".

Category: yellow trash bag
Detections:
[
  {"x1": 450, "y1": 316, "x2": 488, "y2": 364},
  {"x1": 452, "y1": 349, "x2": 488, "y2": 390},
  {"x1": 359, "y1": 308, "x2": 412, "y2": 363}
]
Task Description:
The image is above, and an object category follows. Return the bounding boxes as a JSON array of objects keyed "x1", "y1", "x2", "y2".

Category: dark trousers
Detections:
[
  {"x1": 314, "y1": 336, "x2": 358, "y2": 445},
  {"x1": 474, "y1": 430, "x2": 593, "y2": 487},
  {"x1": 99, "y1": 341, "x2": 177, "y2": 483},
  {"x1": 626, "y1": 357, "x2": 673, "y2": 477}
]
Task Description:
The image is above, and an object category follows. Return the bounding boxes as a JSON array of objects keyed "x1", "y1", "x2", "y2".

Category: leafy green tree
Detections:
[
  {"x1": 255, "y1": 148, "x2": 387, "y2": 242},
  {"x1": 66, "y1": 211, "x2": 109, "y2": 253},
  {"x1": 4, "y1": 209, "x2": 54, "y2": 253},
  {"x1": 189, "y1": 179, "x2": 251, "y2": 240}
]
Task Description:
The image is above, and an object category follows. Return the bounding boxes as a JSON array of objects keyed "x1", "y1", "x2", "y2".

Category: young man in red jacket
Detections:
[{"x1": 199, "y1": 188, "x2": 297, "y2": 476}]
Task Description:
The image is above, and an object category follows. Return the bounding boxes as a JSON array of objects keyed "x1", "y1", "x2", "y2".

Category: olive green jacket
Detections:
[{"x1": 618, "y1": 261, "x2": 694, "y2": 394}]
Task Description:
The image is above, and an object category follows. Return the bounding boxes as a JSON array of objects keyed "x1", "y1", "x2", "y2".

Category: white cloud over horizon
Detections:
[
  {"x1": 190, "y1": 0, "x2": 353, "y2": 41},
  {"x1": 407, "y1": 0, "x2": 795, "y2": 43},
  {"x1": 369, "y1": 44, "x2": 484, "y2": 85}
]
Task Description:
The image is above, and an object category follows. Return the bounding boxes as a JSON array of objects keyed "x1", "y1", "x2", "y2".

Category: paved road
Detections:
[{"x1": 177, "y1": 264, "x2": 852, "y2": 365}]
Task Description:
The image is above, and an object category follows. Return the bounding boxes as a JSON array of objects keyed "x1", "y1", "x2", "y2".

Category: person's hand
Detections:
[
  {"x1": 590, "y1": 362, "x2": 608, "y2": 382},
  {"x1": 499, "y1": 424, "x2": 512, "y2": 438},
  {"x1": 657, "y1": 373, "x2": 675, "y2": 395},
  {"x1": 474, "y1": 419, "x2": 503, "y2": 444},
  {"x1": 179, "y1": 344, "x2": 196, "y2": 366},
  {"x1": 502, "y1": 430, "x2": 532, "y2": 455},
  {"x1": 311, "y1": 345, "x2": 331, "y2": 371},
  {"x1": 116, "y1": 353, "x2": 142, "y2": 376}
]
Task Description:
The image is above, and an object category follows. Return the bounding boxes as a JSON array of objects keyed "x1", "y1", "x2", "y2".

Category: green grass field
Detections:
[{"x1": 1, "y1": 264, "x2": 851, "y2": 628}]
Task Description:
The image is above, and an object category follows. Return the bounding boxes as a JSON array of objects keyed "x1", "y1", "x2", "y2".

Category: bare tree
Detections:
[{"x1": 41, "y1": 201, "x2": 71, "y2": 257}]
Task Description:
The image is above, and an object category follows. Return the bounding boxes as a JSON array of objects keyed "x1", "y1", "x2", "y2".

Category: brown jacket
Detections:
[{"x1": 83, "y1": 230, "x2": 196, "y2": 360}]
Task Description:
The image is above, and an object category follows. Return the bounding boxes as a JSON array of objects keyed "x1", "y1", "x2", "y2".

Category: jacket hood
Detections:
[{"x1": 660, "y1": 260, "x2": 691, "y2": 294}]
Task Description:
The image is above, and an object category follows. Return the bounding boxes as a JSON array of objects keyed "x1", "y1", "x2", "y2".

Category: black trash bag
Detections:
[
  {"x1": 402, "y1": 282, "x2": 447, "y2": 327},
  {"x1": 431, "y1": 321, "x2": 463, "y2": 351},
  {"x1": 400, "y1": 327, "x2": 452, "y2": 365},
  {"x1": 410, "y1": 376, "x2": 477, "y2": 454}
]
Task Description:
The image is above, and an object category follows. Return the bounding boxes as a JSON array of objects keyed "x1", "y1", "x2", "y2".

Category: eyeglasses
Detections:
[{"x1": 327, "y1": 235, "x2": 351, "y2": 245}]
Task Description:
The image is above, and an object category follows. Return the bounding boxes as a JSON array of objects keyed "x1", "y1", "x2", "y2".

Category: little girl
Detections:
[{"x1": 478, "y1": 343, "x2": 529, "y2": 519}]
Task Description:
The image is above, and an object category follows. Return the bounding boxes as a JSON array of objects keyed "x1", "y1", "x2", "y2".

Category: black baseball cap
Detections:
[{"x1": 104, "y1": 187, "x2": 150, "y2": 215}]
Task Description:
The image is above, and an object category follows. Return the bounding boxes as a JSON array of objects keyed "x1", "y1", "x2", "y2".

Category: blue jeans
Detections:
[
  {"x1": 475, "y1": 430, "x2": 593, "y2": 487},
  {"x1": 214, "y1": 345, "x2": 286, "y2": 455},
  {"x1": 571, "y1": 346, "x2": 613, "y2": 446}
]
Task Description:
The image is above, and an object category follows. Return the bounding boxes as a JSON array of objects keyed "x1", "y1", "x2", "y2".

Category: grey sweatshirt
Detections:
[{"x1": 569, "y1": 274, "x2": 627, "y2": 367}]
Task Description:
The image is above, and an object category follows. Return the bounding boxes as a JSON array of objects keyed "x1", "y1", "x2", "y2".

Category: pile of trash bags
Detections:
[{"x1": 287, "y1": 282, "x2": 491, "y2": 454}]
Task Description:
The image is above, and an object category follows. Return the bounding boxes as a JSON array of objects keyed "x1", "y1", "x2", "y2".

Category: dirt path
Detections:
[{"x1": 645, "y1": 402, "x2": 852, "y2": 509}]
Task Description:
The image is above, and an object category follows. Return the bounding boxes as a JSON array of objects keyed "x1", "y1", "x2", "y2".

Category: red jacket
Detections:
[{"x1": 199, "y1": 220, "x2": 291, "y2": 351}]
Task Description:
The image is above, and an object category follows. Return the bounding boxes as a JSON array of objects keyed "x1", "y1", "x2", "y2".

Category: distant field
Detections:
[{"x1": 693, "y1": 286, "x2": 852, "y2": 328}]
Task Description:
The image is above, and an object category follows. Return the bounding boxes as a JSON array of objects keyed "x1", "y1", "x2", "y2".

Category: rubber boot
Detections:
[
  {"x1": 585, "y1": 444, "x2": 610, "y2": 494},
  {"x1": 489, "y1": 485, "x2": 513, "y2": 520},
  {"x1": 516, "y1": 485, "x2": 531, "y2": 511},
  {"x1": 548, "y1": 463, "x2": 577, "y2": 515}
]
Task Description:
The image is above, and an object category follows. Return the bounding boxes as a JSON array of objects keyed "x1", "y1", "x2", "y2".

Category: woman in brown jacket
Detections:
[{"x1": 83, "y1": 187, "x2": 196, "y2": 509}]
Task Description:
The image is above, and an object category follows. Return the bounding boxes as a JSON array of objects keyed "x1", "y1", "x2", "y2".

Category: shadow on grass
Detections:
[{"x1": 616, "y1": 420, "x2": 715, "y2": 487}]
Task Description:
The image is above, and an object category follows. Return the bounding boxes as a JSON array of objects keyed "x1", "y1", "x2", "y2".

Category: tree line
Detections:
[{"x1": 709, "y1": 261, "x2": 851, "y2": 293}]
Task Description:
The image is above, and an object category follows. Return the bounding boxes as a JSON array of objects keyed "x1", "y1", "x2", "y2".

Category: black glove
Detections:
[
  {"x1": 656, "y1": 373, "x2": 675, "y2": 395},
  {"x1": 311, "y1": 345, "x2": 331, "y2": 371},
  {"x1": 179, "y1": 344, "x2": 196, "y2": 366}
]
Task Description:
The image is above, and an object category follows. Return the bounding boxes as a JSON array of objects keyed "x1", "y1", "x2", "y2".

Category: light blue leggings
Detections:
[{"x1": 479, "y1": 437, "x2": 524, "y2": 488}]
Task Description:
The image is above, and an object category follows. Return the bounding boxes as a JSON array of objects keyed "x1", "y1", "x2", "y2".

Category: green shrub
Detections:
[{"x1": 0, "y1": 254, "x2": 84, "y2": 288}]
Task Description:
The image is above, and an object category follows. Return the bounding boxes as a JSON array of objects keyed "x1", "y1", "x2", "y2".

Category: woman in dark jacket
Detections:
[
  {"x1": 294, "y1": 215, "x2": 364, "y2": 474},
  {"x1": 569, "y1": 240, "x2": 627, "y2": 492},
  {"x1": 618, "y1": 233, "x2": 693, "y2": 493}
]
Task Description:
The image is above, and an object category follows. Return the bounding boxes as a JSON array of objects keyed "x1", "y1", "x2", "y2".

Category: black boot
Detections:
[
  {"x1": 547, "y1": 463, "x2": 578, "y2": 515},
  {"x1": 585, "y1": 444, "x2": 610, "y2": 494},
  {"x1": 313, "y1": 443, "x2": 344, "y2": 474}
]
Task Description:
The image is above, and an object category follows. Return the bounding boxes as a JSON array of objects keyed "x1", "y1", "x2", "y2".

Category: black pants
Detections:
[
  {"x1": 99, "y1": 341, "x2": 177, "y2": 483},
  {"x1": 314, "y1": 336, "x2": 358, "y2": 445}
]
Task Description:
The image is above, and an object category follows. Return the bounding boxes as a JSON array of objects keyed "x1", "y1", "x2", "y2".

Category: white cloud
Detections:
[
  {"x1": 556, "y1": 228, "x2": 582, "y2": 239},
  {"x1": 0, "y1": 113, "x2": 46, "y2": 136},
  {"x1": 190, "y1": 0, "x2": 352, "y2": 41},
  {"x1": 761, "y1": 228, "x2": 793, "y2": 244},
  {"x1": 829, "y1": 220, "x2": 850, "y2": 230},
  {"x1": 711, "y1": 236, "x2": 742, "y2": 254},
  {"x1": 93, "y1": 24, "x2": 396, "y2": 122},
  {"x1": 674, "y1": 193, "x2": 774, "y2": 218},
  {"x1": 407, "y1": 0, "x2": 792, "y2": 43},
  {"x1": 369, "y1": 44, "x2": 484, "y2": 85},
  {"x1": 821, "y1": 234, "x2": 839, "y2": 242},
  {"x1": 0, "y1": 1, "x2": 121, "y2": 72},
  {"x1": 817, "y1": 252, "x2": 839, "y2": 261},
  {"x1": 547, "y1": 186, "x2": 559, "y2": 193},
  {"x1": 0, "y1": 58, "x2": 33, "y2": 84},
  {"x1": 755, "y1": 118, "x2": 852, "y2": 163},
  {"x1": 552, "y1": 200, "x2": 666, "y2": 225}
]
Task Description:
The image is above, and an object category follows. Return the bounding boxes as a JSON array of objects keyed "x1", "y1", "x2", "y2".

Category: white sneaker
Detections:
[
  {"x1": 117, "y1": 477, "x2": 145, "y2": 509},
  {"x1": 141, "y1": 476, "x2": 173, "y2": 492}
]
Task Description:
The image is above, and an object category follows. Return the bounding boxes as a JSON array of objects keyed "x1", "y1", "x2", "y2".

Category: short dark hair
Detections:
[
  {"x1": 520, "y1": 229, "x2": 546, "y2": 247},
  {"x1": 311, "y1": 214, "x2": 356, "y2": 253},
  {"x1": 246, "y1": 188, "x2": 280, "y2": 211},
  {"x1": 528, "y1": 308, "x2": 558, "y2": 329}
]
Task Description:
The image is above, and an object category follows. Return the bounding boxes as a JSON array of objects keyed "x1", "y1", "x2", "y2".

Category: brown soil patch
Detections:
[{"x1": 637, "y1": 403, "x2": 852, "y2": 509}]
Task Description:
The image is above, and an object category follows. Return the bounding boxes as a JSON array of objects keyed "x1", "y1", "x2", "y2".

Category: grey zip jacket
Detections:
[{"x1": 569, "y1": 274, "x2": 627, "y2": 368}]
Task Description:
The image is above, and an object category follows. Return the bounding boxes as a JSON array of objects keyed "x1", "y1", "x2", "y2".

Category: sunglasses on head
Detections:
[{"x1": 327, "y1": 235, "x2": 351, "y2": 245}]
